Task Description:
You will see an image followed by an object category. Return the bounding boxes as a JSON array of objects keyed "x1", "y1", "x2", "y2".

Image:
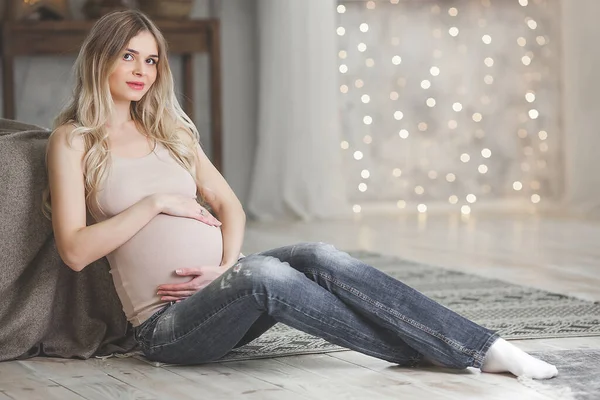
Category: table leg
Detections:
[{"x1": 208, "y1": 21, "x2": 223, "y2": 173}]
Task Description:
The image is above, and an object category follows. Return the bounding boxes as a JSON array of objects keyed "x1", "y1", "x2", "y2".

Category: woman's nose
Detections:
[
  {"x1": 133, "y1": 66, "x2": 143, "y2": 76},
  {"x1": 133, "y1": 61, "x2": 145, "y2": 76}
]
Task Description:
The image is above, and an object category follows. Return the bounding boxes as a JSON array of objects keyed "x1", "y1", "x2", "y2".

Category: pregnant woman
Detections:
[{"x1": 43, "y1": 9, "x2": 557, "y2": 379}]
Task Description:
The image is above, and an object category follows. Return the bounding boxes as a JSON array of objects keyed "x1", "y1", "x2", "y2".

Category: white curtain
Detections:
[
  {"x1": 560, "y1": 0, "x2": 600, "y2": 217},
  {"x1": 247, "y1": 0, "x2": 350, "y2": 221}
]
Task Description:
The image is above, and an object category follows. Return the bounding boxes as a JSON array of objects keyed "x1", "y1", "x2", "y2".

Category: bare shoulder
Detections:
[{"x1": 48, "y1": 123, "x2": 85, "y2": 154}]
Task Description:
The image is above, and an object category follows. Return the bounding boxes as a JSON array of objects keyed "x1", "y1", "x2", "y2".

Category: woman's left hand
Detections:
[{"x1": 157, "y1": 262, "x2": 236, "y2": 302}]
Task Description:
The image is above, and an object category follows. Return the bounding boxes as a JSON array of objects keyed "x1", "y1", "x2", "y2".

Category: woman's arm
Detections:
[
  {"x1": 193, "y1": 141, "x2": 246, "y2": 267},
  {"x1": 47, "y1": 125, "x2": 165, "y2": 271},
  {"x1": 210, "y1": 188, "x2": 246, "y2": 267}
]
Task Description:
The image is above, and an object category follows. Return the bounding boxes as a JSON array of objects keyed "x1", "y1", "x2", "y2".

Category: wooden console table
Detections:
[{"x1": 1, "y1": 19, "x2": 222, "y2": 171}]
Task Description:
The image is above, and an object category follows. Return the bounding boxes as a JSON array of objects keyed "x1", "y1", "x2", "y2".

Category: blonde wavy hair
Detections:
[{"x1": 42, "y1": 10, "x2": 201, "y2": 222}]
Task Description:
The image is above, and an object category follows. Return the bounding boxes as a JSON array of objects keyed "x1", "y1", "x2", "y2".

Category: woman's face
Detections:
[{"x1": 108, "y1": 31, "x2": 159, "y2": 103}]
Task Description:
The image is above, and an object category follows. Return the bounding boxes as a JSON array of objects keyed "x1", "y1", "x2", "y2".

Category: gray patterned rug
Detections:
[
  {"x1": 518, "y1": 349, "x2": 600, "y2": 400},
  {"x1": 131, "y1": 250, "x2": 600, "y2": 365}
]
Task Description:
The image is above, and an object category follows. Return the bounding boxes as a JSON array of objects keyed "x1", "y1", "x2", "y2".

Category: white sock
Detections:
[{"x1": 481, "y1": 338, "x2": 558, "y2": 379}]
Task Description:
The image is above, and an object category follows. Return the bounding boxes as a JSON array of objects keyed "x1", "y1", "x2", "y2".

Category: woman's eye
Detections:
[{"x1": 123, "y1": 53, "x2": 156, "y2": 65}]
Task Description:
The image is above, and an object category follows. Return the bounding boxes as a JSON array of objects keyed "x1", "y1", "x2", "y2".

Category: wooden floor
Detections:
[{"x1": 1, "y1": 212, "x2": 599, "y2": 399}]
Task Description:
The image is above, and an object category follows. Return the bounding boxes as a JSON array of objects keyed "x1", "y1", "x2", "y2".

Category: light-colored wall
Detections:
[
  {"x1": 217, "y1": 0, "x2": 257, "y2": 206},
  {"x1": 560, "y1": 0, "x2": 600, "y2": 215},
  {"x1": 2, "y1": 0, "x2": 258, "y2": 205}
]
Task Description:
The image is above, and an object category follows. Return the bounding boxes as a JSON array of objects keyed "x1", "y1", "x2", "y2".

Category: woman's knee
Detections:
[
  {"x1": 294, "y1": 241, "x2": 340, "y2": 260},
  {"x1": 228, "y1": 254, "x2": 302, "y2": 289},
  {"x1": 292, "y1": 242, "x2": 368, "y2": 280},
  {"x1": 295, "y1": 242, "x2": 350, "y2": 267}
]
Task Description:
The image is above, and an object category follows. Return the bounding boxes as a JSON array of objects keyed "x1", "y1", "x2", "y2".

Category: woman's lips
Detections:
[{"x1": 127, "y1": 82, "x2": 145, "y2": 90}]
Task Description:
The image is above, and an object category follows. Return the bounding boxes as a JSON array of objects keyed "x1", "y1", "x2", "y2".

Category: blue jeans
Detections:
[{"x1": 133, "y1": 242, "x2": 499, "y2": 367}]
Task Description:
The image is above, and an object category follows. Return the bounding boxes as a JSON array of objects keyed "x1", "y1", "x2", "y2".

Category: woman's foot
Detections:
[{"x1": 481, "y1": 338, "x2": 558, "y2": 379}]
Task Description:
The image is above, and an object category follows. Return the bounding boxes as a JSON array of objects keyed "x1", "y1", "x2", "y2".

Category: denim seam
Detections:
[
  {"x1": 306, "y1": 268, "x2": 484, "y2": 364},
  {"x1": 290, "y1": 304, "x2": 403, "y2": 354},
  {"x1": 471, "y1": 331, "x2": 500, "y2": 369},
  {"x1": 268, "y1": 301, "x2": 420, "y2": 365}
]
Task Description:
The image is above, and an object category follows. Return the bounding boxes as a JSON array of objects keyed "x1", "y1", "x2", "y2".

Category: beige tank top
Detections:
[{"x1": 91, "y1": 142, "x2": 223, "y2": 326}]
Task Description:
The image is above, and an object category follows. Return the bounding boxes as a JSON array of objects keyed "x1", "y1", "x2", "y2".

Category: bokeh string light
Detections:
[{"x1": 338, "y1": 0, "x2": 560, "y2": 215}]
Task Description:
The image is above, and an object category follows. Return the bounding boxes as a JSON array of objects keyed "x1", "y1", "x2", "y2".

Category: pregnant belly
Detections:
[{"x1": 107, "y1": 214, "x2": 224, "y2": 323}]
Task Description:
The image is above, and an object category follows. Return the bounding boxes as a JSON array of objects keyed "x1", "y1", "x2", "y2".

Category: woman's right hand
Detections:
[{"x1": 152, "y1": 194, "x2": 222, "y2": 227}]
